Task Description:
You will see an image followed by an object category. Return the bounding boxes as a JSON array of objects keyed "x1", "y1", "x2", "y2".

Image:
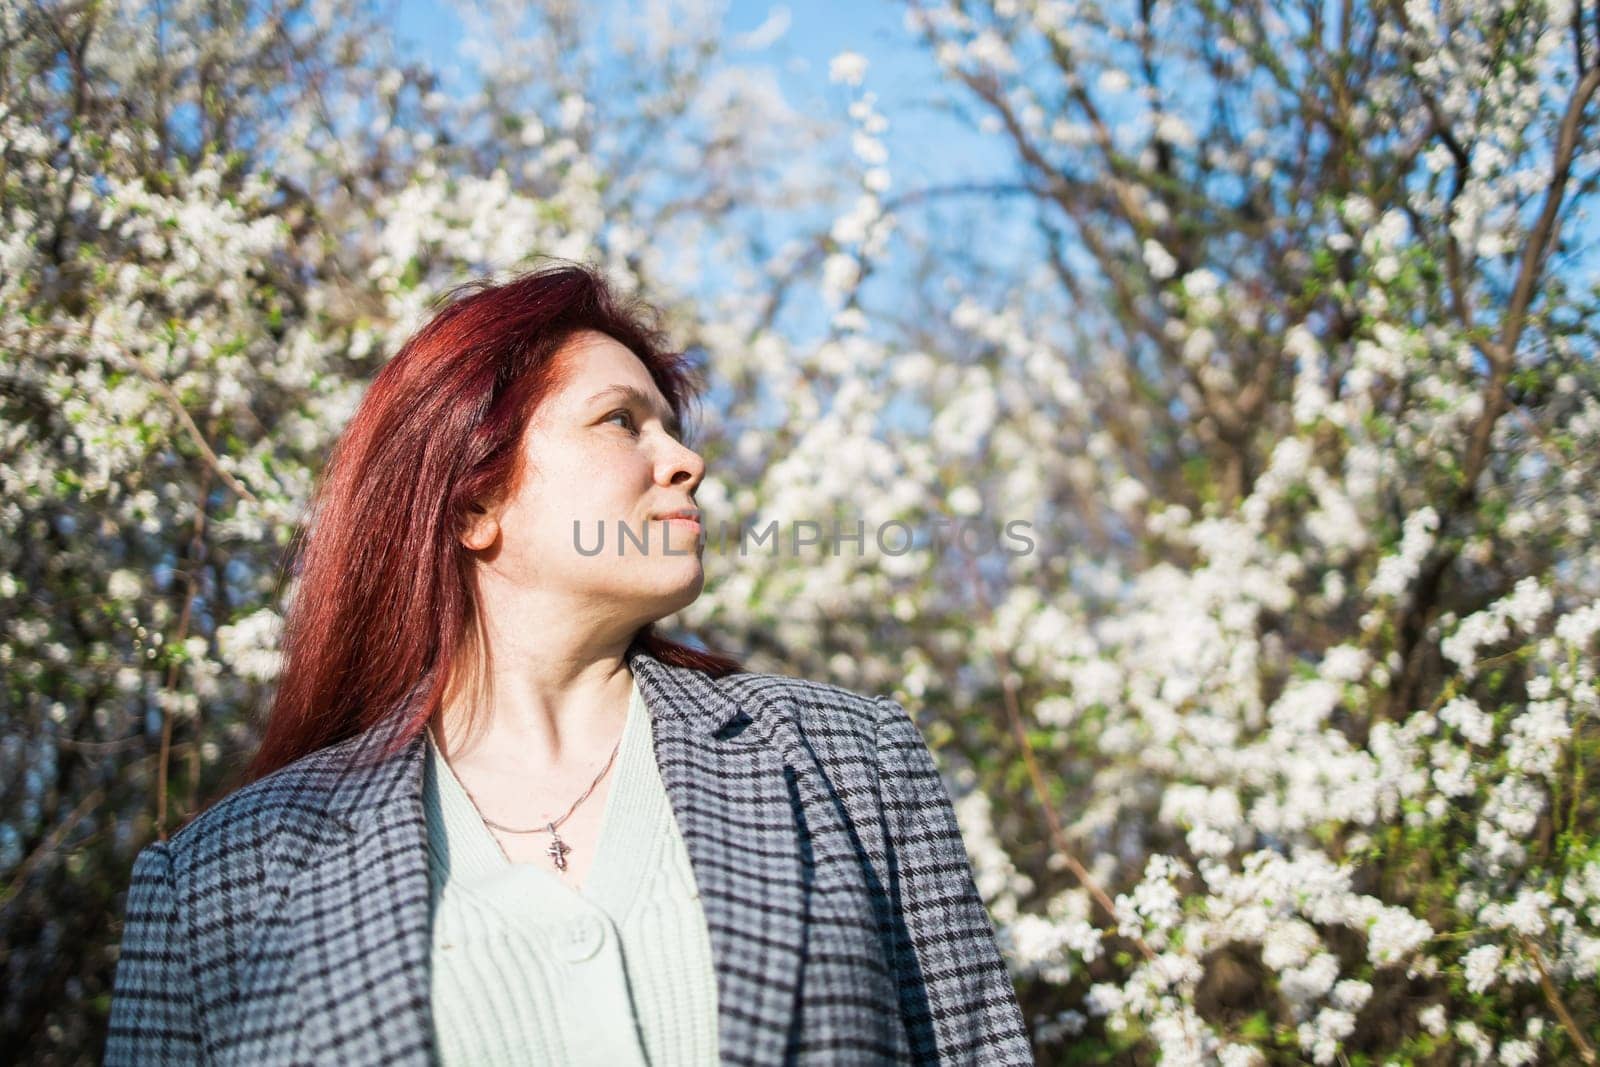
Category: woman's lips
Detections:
[{"x1": 655, "y1": 516, "x2": 703, "y2": 547}]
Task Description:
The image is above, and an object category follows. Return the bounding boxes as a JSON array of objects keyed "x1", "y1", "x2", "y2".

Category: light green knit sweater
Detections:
[{"x1": 421, "y1": 675, "x2": 720, "y2": 1066}]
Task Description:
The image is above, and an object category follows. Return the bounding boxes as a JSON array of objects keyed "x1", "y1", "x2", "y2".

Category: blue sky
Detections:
[
  {"x1": 392, "y1": 2, "x2": 952, "y2": 135},
  {"x1": 390, "y1": 0, "x2": 1018, "y2": 208},
  {"x1": 388, "y1": 1, "x2": 1036, "y2": 344}
]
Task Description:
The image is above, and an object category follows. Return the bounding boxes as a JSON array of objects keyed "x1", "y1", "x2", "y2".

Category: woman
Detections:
[{"x1": 105, "y1": 264, "x2": 1031, "y2": 1066}]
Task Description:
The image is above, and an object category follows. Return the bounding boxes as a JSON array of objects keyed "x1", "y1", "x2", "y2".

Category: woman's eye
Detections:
[{"x1": 605, "y1": 410, "x2": 638, "y2": 433}]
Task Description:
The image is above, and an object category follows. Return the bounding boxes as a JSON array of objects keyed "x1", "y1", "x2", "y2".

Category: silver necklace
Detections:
[{"x1": 429, "y1": 726, "x2": 622, "y2": 873}]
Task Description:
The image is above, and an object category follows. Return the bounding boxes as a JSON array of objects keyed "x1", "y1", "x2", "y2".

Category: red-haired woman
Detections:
[{"x1": 104, "y1": 264, "x2": 1031, "y2": 1066}]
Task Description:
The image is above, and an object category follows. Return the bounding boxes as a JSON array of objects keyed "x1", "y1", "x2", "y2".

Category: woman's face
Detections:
[{"x1": 465, "y1": 330, "x2": 707, "y2": 626}]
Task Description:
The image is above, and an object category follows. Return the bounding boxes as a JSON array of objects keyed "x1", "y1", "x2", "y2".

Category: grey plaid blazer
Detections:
[{"x1": 105, "y1": 645, "x2": 1033, "y2": 1065}]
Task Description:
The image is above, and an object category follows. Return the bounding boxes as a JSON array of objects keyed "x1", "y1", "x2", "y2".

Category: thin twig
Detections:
[
  {"x1": 156, "y1": 463, "x2": 210, "y2": 837},
  {"x1": 0, "y1": 742, "x2": 200, "y2": 913},
  {"x1": 949, "y1": 539, "x2": 1194, "y2": 1049},
  {"x1": 0, "y1": 786, "x2": 103, "y2": 914},
  {"x1": 957, "y1": 556, "x2": 1156, "y2": 961},
  {"x1": 989, "y1": 638, "x2": 1155, "y2": 962},
  {"x1": 1523, "y1": 937, "x2": 1597, "y2": 1064}
]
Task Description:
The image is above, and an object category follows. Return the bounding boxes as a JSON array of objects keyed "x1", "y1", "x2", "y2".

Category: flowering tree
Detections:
[
  {"x1": 794, "y1": 0, "x2": 1598, "y2": 1061},
  {"x1": 6, "y1": 0, "x2": 1599, "y2": 1062}
]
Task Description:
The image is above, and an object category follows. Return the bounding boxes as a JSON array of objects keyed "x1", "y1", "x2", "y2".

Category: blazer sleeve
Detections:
[
  {"x1": 873, "y1": 695, "x2": 1035, "y2": 1065},
  {"x1": 104, "y1": 839, "x2": 205, "y2": 1066}
]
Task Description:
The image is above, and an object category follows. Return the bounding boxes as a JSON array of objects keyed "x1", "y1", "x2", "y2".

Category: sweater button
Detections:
[{"x1": 559, "y1": 914, "x2": 605, "y2": 962}]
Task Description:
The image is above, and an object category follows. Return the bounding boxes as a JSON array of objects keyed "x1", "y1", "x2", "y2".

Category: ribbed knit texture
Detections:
[{"x1": 422, "y1": 676, "x2": 720, "y2": 1066}]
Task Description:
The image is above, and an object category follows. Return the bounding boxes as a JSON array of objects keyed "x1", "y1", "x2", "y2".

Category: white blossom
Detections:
[{"x1": 1463, "y1": 944, "x2": 1503, "y2": 994}]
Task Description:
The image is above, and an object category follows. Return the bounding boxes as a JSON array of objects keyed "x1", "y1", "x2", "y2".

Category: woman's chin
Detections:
[{"x1": 638, "y1": 562, "x2": 705, "y2": 611}]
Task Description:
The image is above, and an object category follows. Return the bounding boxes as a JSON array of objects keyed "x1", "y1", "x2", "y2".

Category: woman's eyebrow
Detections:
[{"x1": 585, "y1": 384, "x2": 683, "y2": 440}]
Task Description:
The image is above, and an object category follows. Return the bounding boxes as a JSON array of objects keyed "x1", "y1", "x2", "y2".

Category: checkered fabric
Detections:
[{"x1": 105, "y1": 645, "x2": 1034, "y2": 1065}]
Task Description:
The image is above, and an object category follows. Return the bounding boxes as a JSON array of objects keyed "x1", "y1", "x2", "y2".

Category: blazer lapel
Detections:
[
  {"x1": 626, "y1": 646, "x2": 811, "y2": 1067},
  {"x1": 285, "y1": 703, "x2": 435, "y2": 1065}
]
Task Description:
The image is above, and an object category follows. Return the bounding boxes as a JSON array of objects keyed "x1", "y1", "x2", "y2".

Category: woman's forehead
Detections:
[
  {"x1": 555, "y1": 331, "x2": 650, "y2": 387},
  {"x1": 546, "y1": 332, "x2": 675, "y2": 423}
]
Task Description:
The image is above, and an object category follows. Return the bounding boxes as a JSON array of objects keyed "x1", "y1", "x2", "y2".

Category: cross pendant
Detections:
[{"x1": 545, "y1": 827, "x2": 572, "y2": 872}]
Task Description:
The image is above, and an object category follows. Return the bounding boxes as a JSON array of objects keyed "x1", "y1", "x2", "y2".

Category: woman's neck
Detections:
[{"x1": 431, "y1": 638, "x2": 634, "y2": 771}]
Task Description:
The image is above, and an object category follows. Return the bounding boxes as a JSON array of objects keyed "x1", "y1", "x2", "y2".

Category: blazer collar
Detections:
[{"x1": 277, "y1": 643, "x2": 810, "y2": 1067}]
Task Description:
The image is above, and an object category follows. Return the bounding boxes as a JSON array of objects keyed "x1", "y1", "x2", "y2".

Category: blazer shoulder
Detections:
[
  {"x1": 160, "y1": 735, "x2": 359, "y2": 876},
  {"x1": 715, "y1": 668, "x2": 886, "y2": 726},
  {"x1": 711, "y1": 670, "x2": 900, "y2": 777}
]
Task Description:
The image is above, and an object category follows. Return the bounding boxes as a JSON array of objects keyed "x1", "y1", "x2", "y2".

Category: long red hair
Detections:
[{"x1": 236, "y1": 263, "x2": 740, "y2": 790}]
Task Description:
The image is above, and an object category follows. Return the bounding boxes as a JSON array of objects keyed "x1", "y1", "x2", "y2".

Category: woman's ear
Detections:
[{"x1": 460, "y1": 502, "x2": 500, "y2": 552}]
